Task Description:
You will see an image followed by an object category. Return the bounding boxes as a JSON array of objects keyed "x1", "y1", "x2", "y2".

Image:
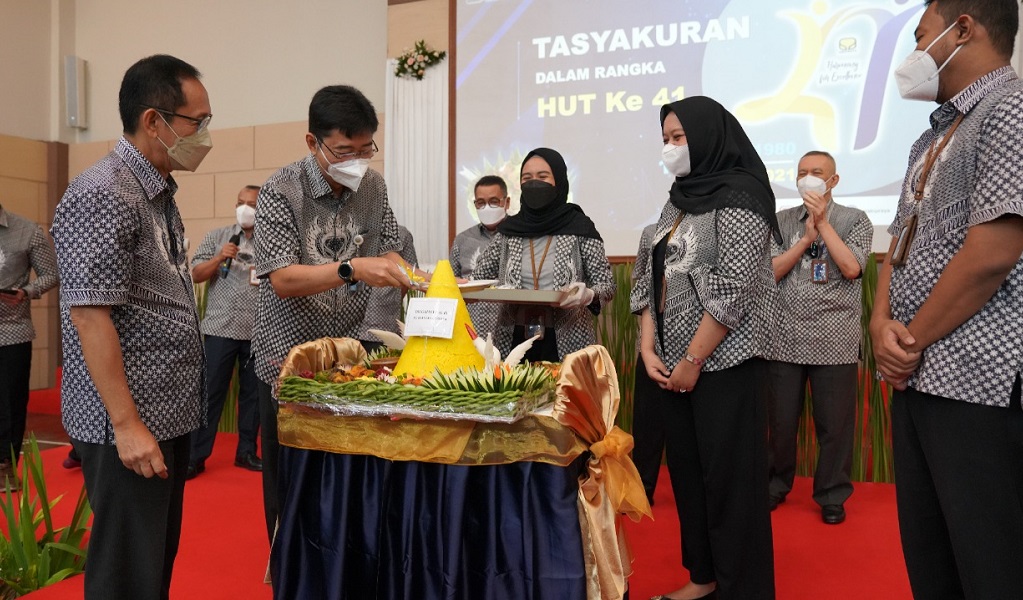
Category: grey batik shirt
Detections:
[
  {"x1": 771, "y1": 202, "x2": 872, "y2": 365},
  {"x1": 472, "y1": 232, "x2": 616, "y2": 360},
  {"x1": 888, "y1": 66, "x2": 1023, "y2": 407},
  {"x1": 193, "y1": 225, "x2": 257, "y2": 341},
  {"x1": 0, "y1": 208, "x2": 59, "y2": 346},
  {"x1": 51, "y1": 138, "x2": 204, "y2": 444},
  {"x1": 630, "y1": 203, "x2": 776, "y2": 372},
  {"x1": 252, "y1": 155, "x2": 402, "y2": 385},
  {"x1": 451, "y1": 223, "x2": 500, "y2": 338}
]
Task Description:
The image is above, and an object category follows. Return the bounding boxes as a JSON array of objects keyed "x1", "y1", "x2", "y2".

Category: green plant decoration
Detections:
[
  {"x1": 0, "y1": 436, "x2": 91, "y2": 598},
  {"x1": 394, "y1": 40, "x2": 446, "y2": 80},
  {"x1": 194, "y1": 281, "x2": 241, "y2": 434},
  {"x1": 595, "y1": 263, "x2": 638, "y2": 434}
]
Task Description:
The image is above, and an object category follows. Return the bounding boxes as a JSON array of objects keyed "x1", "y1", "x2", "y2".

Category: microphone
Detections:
[{"x1": 219, "y1": 232, "x2": 242, "y2": 278}]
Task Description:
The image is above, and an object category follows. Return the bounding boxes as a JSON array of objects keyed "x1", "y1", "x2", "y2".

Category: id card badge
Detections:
[
  {"x1": 811, "y1": 259, "x2": 829, "y2": 284},
  {"x1": 890, "y1": 213, "x2": 918, "y2": 267},
  {"x1": 249, "y1": 266, "x2": 259, "y2": 286}
]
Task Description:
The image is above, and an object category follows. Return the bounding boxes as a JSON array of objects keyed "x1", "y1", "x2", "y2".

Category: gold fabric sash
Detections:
[{"x1": 554, "y1": 345, "x2": 652, "y2": 600}]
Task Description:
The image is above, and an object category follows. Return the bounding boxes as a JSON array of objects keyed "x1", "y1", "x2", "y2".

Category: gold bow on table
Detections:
[{"x1": 554, "y1": 345, "x2": 653, "y2": 600}]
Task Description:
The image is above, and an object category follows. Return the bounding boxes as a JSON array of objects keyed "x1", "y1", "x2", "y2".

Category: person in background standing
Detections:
[
  {"x1": 450, "y1": 175, "x2": 509, "y2": 337},
  {"x1": 766, "y1": 151, "x2": 872, "y2": 525},
  {"x1": 0, "y1": 202, "x2": 58, "y2": 491},
  {"x1": 186, "y1": 184, "x2": 263, "y2": 479}
]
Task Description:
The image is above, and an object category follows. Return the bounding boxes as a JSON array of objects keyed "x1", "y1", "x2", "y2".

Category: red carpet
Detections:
[
  {"x1": 21, "y1": 434, "x2": 271, "y2": 599},
  {"x1": 625, "y1": 470, "x2": 912, "y2": 599},
  {"x1": 17, "y1": 446, "x2": 910, "y2": 599}
]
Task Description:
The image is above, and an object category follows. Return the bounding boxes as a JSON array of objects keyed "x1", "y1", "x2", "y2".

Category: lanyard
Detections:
[
  {"x1": 529, "y1": 236, "x2": 553, "y2": 290},
  {"x1": 914, "y1": 113, "x2": 965, "y2": 208}
]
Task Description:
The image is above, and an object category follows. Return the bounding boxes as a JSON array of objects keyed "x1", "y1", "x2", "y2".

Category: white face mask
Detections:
[
  {"x1": 662, "y1": 143, "x2": 691, "y2": 178},
  {"x1": 894, "y1": 21, "x2": 963, "y2": 102},
  {"x1": 319, "y1": 146, "x2": 370, "y2": 192},
  {"x1": 796, "y1": 175, "x2": 831, "y2": 198},
  {"x1": 157, "y1": 113, "x2": 213, "y2": 172},
  {"x1": 476, "y1": 205, "x2": 506, "y2": 227},
  {"x1": 236, "y1": 204, "x2": 256, "y2": 229}
]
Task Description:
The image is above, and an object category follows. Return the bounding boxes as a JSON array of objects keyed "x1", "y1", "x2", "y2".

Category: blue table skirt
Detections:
[{"x1": 272, "y1": 446, "x2": 589, "y2": 600}]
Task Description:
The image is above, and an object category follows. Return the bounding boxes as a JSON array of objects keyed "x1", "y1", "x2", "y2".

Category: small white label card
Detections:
[{"x1": 404, "y1": 297, "x2": 458, "y2": 339}]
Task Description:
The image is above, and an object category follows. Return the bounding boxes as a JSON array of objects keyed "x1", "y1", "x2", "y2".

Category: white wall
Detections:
[
  {"x1": 0, "y1": 0, "x2": 53, "y2": 140},
  {"x1": 71, "y1": 0, "x2": 386, "y2": 142}
]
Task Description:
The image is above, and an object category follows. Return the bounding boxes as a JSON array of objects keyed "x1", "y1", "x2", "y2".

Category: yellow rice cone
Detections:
[{"x1": 393, "y1": 260, "x2": 485, "y2": 378}]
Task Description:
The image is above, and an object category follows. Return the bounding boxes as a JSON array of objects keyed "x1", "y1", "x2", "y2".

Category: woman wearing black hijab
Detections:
[
  {"x1": 631, "y1": 97, "x2": 778, "y2": 599},
  {"x1": 472, "y1": 147, "x2": 615, "y2": 362}
]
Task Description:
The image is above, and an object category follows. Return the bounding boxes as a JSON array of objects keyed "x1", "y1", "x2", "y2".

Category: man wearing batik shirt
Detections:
[
  {"x1": 186, "y1": 185, "x2": 262, "y2": 479},
  {"x1": 252, "y1": 85, "x2": 415, "y2": 546},
  {"x1": 0, "y1": 204, "x2": 58, "y2": 491},
  {"x1": 51, "y1": 54, "x2": 212, "y2": 600},
  {"x1": 767, "y1": 151, "x2": 872, "y2": 526},
  {"x1": 451, "y1": 175, "x2": 509, "y2": 337},
  {"x1": 870, "y1": 1, "x2": 1023, "y2": 597}
]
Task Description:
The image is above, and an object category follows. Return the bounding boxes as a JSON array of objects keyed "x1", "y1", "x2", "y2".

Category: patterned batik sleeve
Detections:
[
  {"x1": 450, "y1": 237, "x2": 462, "y2": 277},
  {"x1": 968, "y1": 91, "x2": 1023, "y2": 226},
  {"x1": 471, "y1": 233, "x2": 503, "y2": 280},
  {"x1": 770, "y1": 216, "x2": 786, "y2": 258},
  {"x1": 846, "y1": 213, "x2": 874, "y2": 273},
  {"x1": 192, "y1": 229, "x2": 219, "y2": 264},
  {"x1": 25, "y1": 226, "x2": 59, "y2": 299},
  {"x1": 377, "y1": 201, "x2": 402, "y2": 256},
  {"x1": 689, "y1": 208, "x2": 769, "y2": 330},
  {"x1": 630, "y1": 233, "x2": 653, "y2": 315},
  {"x1": 579, "y1": 237, "x2": 615, "y2": 305},
  {"x1": 253, "y1": 187, "x2": 300, "y2": 277},
  {"x1": 52, "y1": 189, "x2": 137, "y2": 306},
  {"x1": 399, "y1": 228, "x2": 418, "y2": 266}
]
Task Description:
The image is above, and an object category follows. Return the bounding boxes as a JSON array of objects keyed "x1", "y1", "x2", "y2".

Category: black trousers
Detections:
[
  {"x1": 766, "y1": 361, "x2": 857, "y2": 507},
  {"x1": 189, "y1": 335, "x2": 260, "y2": 464},
  {"x1": 631, "y1": 354, "x2": 667, "y2": 501},
  {"x1": 661, "y1": 358, "x2": 775, "y2": 599},
  {"x1": 73, "y1": 434, "x2": 190, "y2": 600},
  {"x1": 258, "y1": 379, "x2": 280, "y2": 546},
  {"x1": 892, "y1": 381, "x2": 1023, "y2": 599},
  {"x1": 0, "y1": 341, "x2": 31, "y2": 465}
]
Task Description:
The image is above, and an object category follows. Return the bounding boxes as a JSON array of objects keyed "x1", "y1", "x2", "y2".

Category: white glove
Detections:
[{"x1": 558, "y1": 281, "x2": 595, "y2": 308}]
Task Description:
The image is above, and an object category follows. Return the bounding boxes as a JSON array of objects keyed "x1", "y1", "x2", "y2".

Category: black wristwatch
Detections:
[{"x1": 337, "y1": 260, "x2": 355, "y2": 284}]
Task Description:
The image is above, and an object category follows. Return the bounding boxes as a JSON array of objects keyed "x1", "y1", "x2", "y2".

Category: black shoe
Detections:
[
  {"x1": 822, "y1": 504, "x2": 846, "y2": 524},
  {"x1": 185, "y1": 460, "x2": 205, "y2": 480},
  {"x1": 769, "y1": 495, "x2": 785, "y2": 511},
  {"x1": 234, "y1": 452, "x2": 262, "y2": 472}
]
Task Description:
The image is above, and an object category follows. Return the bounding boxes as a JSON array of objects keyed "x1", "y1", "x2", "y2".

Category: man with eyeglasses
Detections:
[
  {"x1": 251, "y1": 84, "x2": 416, "y2": 551},
  {"x1": 51, "y1": 54, "x2": 212, "y2": 600},
  {"x1": 450, "y1": 175, "x2": 510, "y2": 337}
]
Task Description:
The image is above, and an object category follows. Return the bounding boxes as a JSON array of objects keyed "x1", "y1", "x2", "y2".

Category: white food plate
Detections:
[{"x1": 456, "y1": 279, "x2": 499, "y2": 293}]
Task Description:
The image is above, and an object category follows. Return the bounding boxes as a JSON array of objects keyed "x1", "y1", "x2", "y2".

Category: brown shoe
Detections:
[{"x1": 0, "y1": 461, "x2": 21, "y2": 493}]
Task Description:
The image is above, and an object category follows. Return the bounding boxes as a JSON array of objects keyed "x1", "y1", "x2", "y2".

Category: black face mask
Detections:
[{"x1": 520, "y1": 180, "x2": 558, "y2": 211}]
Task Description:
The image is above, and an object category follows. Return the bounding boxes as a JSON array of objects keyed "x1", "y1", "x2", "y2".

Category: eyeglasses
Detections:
[
  {"x1": 473, "y1": 198, "x2": 506, "y2": 209},
  {"x1": 141, "y1": 104, "x2": 213, "y2": 132},
  {"x1": 319, "y1": 140, "x2": 379, "y2": 162}
]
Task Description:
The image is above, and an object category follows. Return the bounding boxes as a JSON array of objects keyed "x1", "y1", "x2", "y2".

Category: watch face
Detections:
[{"x1": 338, "y1": 261, "x2": 353, "y2": 282}]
